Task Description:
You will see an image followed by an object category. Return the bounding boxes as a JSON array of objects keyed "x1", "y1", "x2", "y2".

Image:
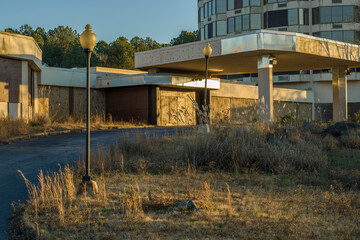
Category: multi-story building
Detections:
[
  {"x1": 197, "y1": 0, "x2": 360, "y2": 120},
  {"x1": 198, "y1": 0, "x2": 359, "y2": 43}
]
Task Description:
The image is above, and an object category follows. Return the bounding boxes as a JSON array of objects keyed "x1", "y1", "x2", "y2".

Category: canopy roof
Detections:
[{"x1": 135, "y1": 30, "x2": 360, "y2": 75}]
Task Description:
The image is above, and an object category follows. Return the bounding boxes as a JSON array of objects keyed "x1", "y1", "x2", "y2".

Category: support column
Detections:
[
  {"x1": 257, "y1": 56, "x2": 274, "y2": 122},
  {"x1": 332, "y1": 66, "x2": 348, "y2": 122},
  {"x1": 21, "y1": 61, "x2": 29, "y2": 120}
]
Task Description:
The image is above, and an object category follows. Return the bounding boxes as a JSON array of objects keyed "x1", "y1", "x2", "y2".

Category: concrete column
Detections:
[
  {"x1": 33, "y1": 71, "x2": 39, "y2": 117},
  {"x1": 21, "y1": 61, "x2": 29, "y2": 120},
  {"x1": 257, "y1": 56, "x2": 274, "y2": 122},
  {"x1": 332, "y1": 66, "x2": 348, "y2": 122}
]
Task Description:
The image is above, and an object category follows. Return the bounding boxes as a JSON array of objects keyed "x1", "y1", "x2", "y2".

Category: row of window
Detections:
[
  {"x1": 264, "y1": 9, "x2": 309, "y2": 28},
  {"x1": 313, "y1": 30, "x2": 358, "y2": 43},
  {"x1": 312, "y1": 6, "x2": 358, "y2": 24},
  {"x1": 202, "y1": 21, "x2": 227, "y2": 40},
  {"x1": 227, "y1": 14, "x2": 261, "y2": 33}
]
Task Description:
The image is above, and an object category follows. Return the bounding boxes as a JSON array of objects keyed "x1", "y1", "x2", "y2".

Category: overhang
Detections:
[
  {"x1": 0, "y1": 31, "x2": 42, "y2": 70},
  {"x1": 135, "y1": 30, "x2": 360, "y2": 75}
]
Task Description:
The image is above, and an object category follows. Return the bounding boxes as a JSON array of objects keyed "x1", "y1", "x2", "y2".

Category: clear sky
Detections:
[{"x1": 0, "y1": 0, "x2": 198, "y2": 44}]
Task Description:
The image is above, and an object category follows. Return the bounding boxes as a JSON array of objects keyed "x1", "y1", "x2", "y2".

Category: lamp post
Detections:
[
  {"x1": 203, "y1": 43, "x2": 212, "y2": 123},
  {"x1": 80, "y1": 24, "x2": 97, "y2": 185}
]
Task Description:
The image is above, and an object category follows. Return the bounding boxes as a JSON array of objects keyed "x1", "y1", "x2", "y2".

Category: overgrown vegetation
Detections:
[{"x1": 8, "y1": 122, "x2": 360, "y2": 239}]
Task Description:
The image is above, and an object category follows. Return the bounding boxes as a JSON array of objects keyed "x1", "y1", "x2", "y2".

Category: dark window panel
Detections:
[{"x1": 234, "y1": 0, "x2": 242, "y2": 9}]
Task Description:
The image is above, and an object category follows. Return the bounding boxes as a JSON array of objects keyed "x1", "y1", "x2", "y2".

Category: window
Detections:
[
  {"x1": 320, "y1": 7, "x2": 332, "y2": 23},
  {"x1": 204, "y1": 4, "x2": 208, "y2": 18},
  {"x1": 251, "y1": 14, "x2": 261, "y2": 29},
  {"x1": 205, "y1": 25, "x2": 208, "y2": 40},
  {"x1": 200, "y1": 28, "x2": 205, "y2": 41},
  {"x1": 321, "y1": 31, "x2": 332, "y2": 39},
  {"x1": 212, "y1": 0, "x2": 216, "y2": 15},
  {"x1": 242, "y1": 14, "x2": 250, "y2": 31},
  {"x1": 250, "y1": 0, "x2": 261, "y2": 6},
  {"x1": 332, "y1": 31, "x2": 343, "y2": 41},
  {"x1": 332, "y1": 6, "x2": 343, "y2": 22},
  {"x1": 343, "y1": 30, "x2": 354, "y2": 42},
  {"x1": 234, "y1": 0, "x2": 242, "y2": 9},
  {"x1": 199, "y1": 7, "x2": 204, "y2": 21},
  {"x1": 243, "y1": 0, "x2": 249, "y2": 7},
  {"x1": 288, "y1": 9, "x2": 298, "y2": 25},
  {"x1": 228, "y1": 0, "x2": 234, "y2": 10},
  {"x1": 217, "y1": 21, "x2": 227, "y2": 36},
  {"x1": 216, "y1": 0, "x2": 227, "y2": 13},
  {"x1": 303, "y1": 9, "x2": 309, "y2": 25},
  {"x1": 235, "y1": 16, "x2": 242, "y2": 32},
  {"x1": 228, "y1": 17, "x2": 235, "y2": 33},
  {"x1": 342, "y1": 6, "x2": 354, "y2": 22},
  {"x1": 312, "y1": 7, "x2": 320, "y2": 24},
  {"x1": 267, "y1": 9, "x2": 288, "y2": 28}
]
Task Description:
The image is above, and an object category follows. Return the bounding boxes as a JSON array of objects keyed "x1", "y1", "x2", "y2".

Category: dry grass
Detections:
[{"x1": 9, "y1": 123, "x2": 360, "y2": 239}]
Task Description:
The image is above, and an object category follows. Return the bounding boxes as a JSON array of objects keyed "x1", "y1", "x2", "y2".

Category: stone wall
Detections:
[
  {"x1": 37, "y1": 85, "x2": 105, "y2": 122},
  {"x1": 211, "y1": 96, "x2": 312, "y2": 123}
]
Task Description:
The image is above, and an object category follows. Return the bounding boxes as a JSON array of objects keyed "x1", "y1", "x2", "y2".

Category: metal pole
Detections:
[
  {"x1": 83, "y1": 49, "x2": 92, "y2": 182},
  {"x1": 203, "y1": 56, "x2": 209, "y2": 123}
]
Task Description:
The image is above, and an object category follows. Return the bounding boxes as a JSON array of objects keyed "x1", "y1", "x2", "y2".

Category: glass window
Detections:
[
  {"x1": 212, "y1": 0, "x2": 216, "y2": 15},
  {"x1": 332, "y1": 31, "x2": 343, "y2": 41},
  {"x1": 205, "y1": 25, "x2": 208, "y2": 40},
  {"x1": 243, "y1": 14, "x2": 250, "y2": 31},
  {"x1": 343, "y1": 30, "x2": 354, "y2": 43},
  {"x1": 217, "y1": 21, "x2": 227, "y2": 36},
  {"x1": 243, "y1": 0, "x2": 249, "y2": 7},
  {"x1": 268, "y1": 9, "x2": 288, "y2": 28},
  {"x1": 288, "y1": 9, "x2": 298, "y2": 25},
  {"x1": 204, "y1": 3, "x2": 208, "y2": 18},
  {"x1": 200, "y1": 28, "x2": 205, "y2": 41},
  {"x1": 332, "y1": 6, "x2": 342, "y2": 22},
  {"x1": 235, "y1": 16, "x2": 242, "y2": 32},
  {"x1": 264, "y1": 12, "x2": 268, "y2": 28},
  {"x1": 228, "y1": 17, "x2": 235, "y2": 33},
  {"x1": 213, "y1": 23, "x2": 217, "y2": 38},
  {"x1": 208, "y1": 22, "x2": 213, "y2": 39},
  {"x1": 320, "y1": 7, "x2": 331, "y2": 23},
  {"x1": 234, "y1": 0, "x2": 242, "y2": 9},
  {"x1": 321, "y1": 31, "x2": 332, "y2": 39},
  {"x1": 268, "y1": 0, "x2": 277, "y2": 3},
  {"x1": 216, "y1": 0, "x2": 227, "y2": 13},
  {"x1": 228, "y1": 0, "x2": 234, "y2": 10},
  {"x1": 200, "y1": 7, "x2": 204, "y2": 21},
  {"x1": 208, "y1": 1, "x2": 212, "y2": 17},
  {"x1": 312, "y1": 7, "x2": 319, "y2": 24},
  {"x1": 303, "y1": 9, "x2": 309, "y2": 25},
  {"x1": 250, "y1": 14, "x2": 261, "y2": 29},
  {"x1": 250, "y1": 0, "x2": 260, "y2": 6},
  {"x1": 343, "y1": 6, "x2": 354, "y2": 22}
]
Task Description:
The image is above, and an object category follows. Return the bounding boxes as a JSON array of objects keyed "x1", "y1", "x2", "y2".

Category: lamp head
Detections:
[
  {"x1": 203, "y1": 43, "x2": 212, "y2": 58},
  {"x1": 80, "y1": 24, "x2": 97, "y2": 51}
]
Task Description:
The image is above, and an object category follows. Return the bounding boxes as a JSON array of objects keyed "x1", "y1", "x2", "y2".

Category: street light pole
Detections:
[
  {"x1": 203, "y1": 43, "x2": 212, "y2": 124},
  {"x1": 84, "y1": 48, "x2": 91, "y2": 182},
  {"x1": 80, "y1": 25, "x2": 97, "y2": 187}
]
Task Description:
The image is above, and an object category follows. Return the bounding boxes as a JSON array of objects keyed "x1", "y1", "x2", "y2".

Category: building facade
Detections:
[
  {"x1": 197, "y1": 0, "x2": 360, "y2": 121},
  {"x1": 198, "y1": 0, "x2": 360, "y2": 43}
]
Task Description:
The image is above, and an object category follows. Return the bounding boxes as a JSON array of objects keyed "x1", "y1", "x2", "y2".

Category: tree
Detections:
[
  {"x1": 130, "y1": 36, "x2": 162, "y2": 52},
  {"x1": 170, "y1": 30, "x2": 199, "y2": 46},
  {"x1": 107, "y1": 37, "x2": 135, "y2": 69}
]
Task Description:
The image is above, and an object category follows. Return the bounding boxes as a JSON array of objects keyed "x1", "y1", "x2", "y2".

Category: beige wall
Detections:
[
  {"x1": 158, "y1": 88, "x2": 196, "y2": 126},
  {"x1": 37, "y1": 85, "x2": 105, "y2": 122}
]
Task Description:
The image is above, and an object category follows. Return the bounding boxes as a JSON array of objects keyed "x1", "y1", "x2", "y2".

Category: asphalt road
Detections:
[{"x1": 0, "y1": 127, "x2": 184, "y2": 239}]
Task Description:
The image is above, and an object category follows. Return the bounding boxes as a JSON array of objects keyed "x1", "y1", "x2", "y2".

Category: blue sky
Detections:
[{"x1": 0, "y1": 0, "x2": 198, "y2": 44}]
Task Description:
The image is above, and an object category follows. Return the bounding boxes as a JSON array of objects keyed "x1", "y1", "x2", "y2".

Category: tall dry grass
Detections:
[{"x1": 0, "y1": 117, "x2": 29, "y2": 138}]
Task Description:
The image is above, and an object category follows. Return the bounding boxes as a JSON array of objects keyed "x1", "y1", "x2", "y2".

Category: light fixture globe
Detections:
[
  {"x1": 80, "y1": 24, "x2": 97, "y2": 50},
  {"x1": 203, "y1": 43, "x2": 212, "y2": 58}
]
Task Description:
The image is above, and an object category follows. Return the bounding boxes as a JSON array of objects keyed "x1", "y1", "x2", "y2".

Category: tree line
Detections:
[{"x1": 4, "y1": 24, "x2": 198, "y2": 69}]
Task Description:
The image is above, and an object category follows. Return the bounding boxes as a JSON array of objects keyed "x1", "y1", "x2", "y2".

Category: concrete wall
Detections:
[
  {"x1": 210, "y1": 82, "x2": 313, "y2": 123},
  {"x1": 158, "y1": 87, "x2": 196, "y2": 126}
]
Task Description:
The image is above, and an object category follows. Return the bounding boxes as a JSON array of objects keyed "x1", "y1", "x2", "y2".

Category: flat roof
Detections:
[{"x1": 135, "y1": 30, "x2": 360, "y2": 74}]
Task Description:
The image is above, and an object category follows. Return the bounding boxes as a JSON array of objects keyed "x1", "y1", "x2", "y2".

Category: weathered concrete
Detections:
[
  {"x1": 332, "y1": 66, "x2": 348, "y2": 121},
  {"x1": 258, "y1": 56, "x2": 274, "y2": 122}
]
